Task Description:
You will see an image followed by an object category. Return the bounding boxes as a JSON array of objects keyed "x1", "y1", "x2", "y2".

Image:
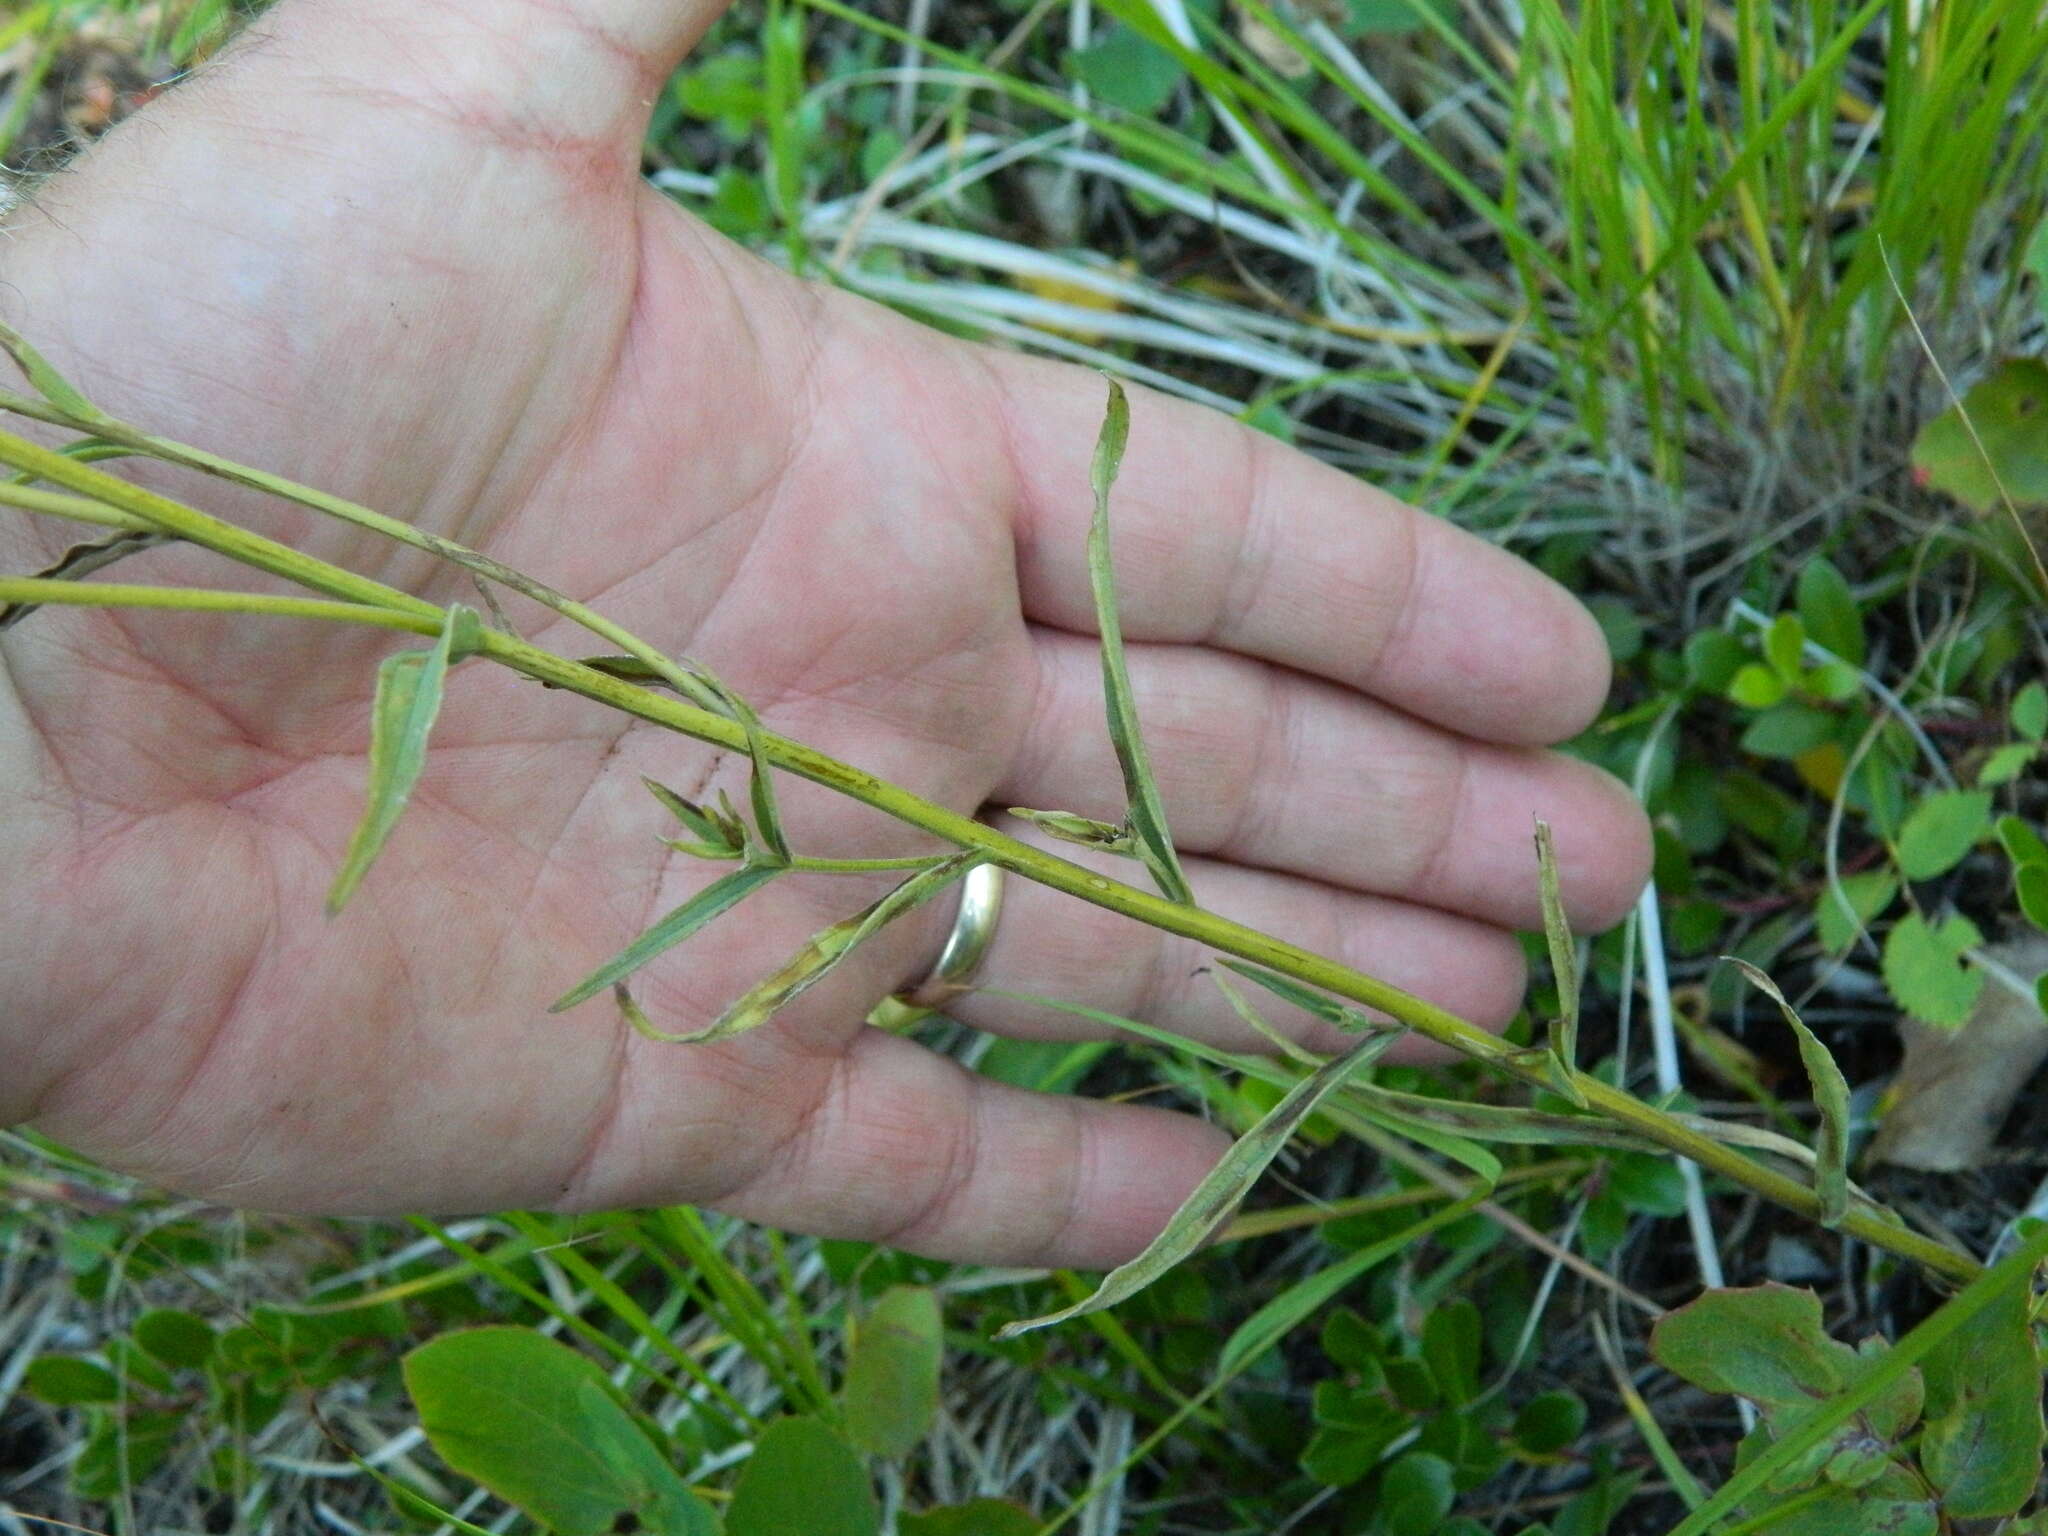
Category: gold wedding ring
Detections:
[{"x1": 898, "y1": 861, "x2": 1006, "y2": 1010}]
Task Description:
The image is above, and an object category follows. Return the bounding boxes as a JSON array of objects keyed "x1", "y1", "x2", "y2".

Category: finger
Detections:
[
  {"x1": 988, "y1": 353, "x2": 1612, "y2": 746},
  {"x1": 1005, "y1": 629, "x2": 1650, "y2": 932},
  {"x1": 712, "y1": 1027, "x2": 1230, "y2": 1269},
  {"x1": 266, "y1": 0, "x2": 727, "y2": 149},
  {"x1": 944, "y1": 834, "x2": 1532, "y2": 1059}
]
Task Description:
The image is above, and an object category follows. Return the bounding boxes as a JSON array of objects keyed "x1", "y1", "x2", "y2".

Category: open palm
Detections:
[{"x1": 0, "y1": 0, "x2": 1649, "y2": 1265}]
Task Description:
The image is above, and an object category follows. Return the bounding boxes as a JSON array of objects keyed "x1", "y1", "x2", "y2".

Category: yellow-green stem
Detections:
[{"x1": 0, "y1": 431, "x2": 1983, "y2": 1286}]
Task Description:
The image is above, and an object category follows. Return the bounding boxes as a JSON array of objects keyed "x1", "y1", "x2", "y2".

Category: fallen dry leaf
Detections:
[{"x1": 1870, "y1": 934, "x2": 2048, "y2": 1172}]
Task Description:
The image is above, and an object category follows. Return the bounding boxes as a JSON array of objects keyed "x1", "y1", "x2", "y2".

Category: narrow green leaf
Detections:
[
  {"x1": 1795, "y1": 559, "x2": 1866, "y2": 667},
  {"x1": 1979, "y1": 742, "x2": 2038, "y2": 787},
  {"x1": 327, "y1": 605, "x2": 481, "y2": 915},
  {"x1": 1725, "y1": 960, "x2": 1850, "y2": 1224},
  {"x1": 1533, "y1": 820, "x2": 1579, "y2": 1079},
  {"x1": 1893, "y1": 789, "x2": 1994, "y2": 881},
  {"x1": 685, "y1": 854, "x2": 978, "y2": 1043},
  {"x1": 1217, "y1": 959, "x2": 1377, "y2": 1032},
  {"x1": 403, "y1": 1327, "x2": 718, "y2": 1536},
  {"x1": 1215, "y1": 1197, "x2": 1480, "y2": 1380},
  {"x1": 998, "y1": 1027, "x2": 1404, "y2": 1340},
  {"x1": 1919, "y1": 1279, "x2": 2045, "y2": 1517},
  {"x1": 0, "y1": 318, "x2": 109, "y2": 424},
  {"x1": 1086, "y1": 379, "x2": 1193, "y2": 906},
  {"x1": 550, "y1": 862, "x2": 784, "y2": 1012},
  {"x1": 686, "y1": 664, "x2": 791, "y2": 864},
  {"x1": 643, "y1": 774, "x2": 745, "y2": 855},
  {"x1": 841, "y1": 1286, "x2": 942, "y2": 1458},
  {"x1": 727, "y1": 1417, "x2": 880, "y2": 1536}
]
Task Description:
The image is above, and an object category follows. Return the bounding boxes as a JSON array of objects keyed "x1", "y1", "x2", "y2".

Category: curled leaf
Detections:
[
  {"x1": 1007, "y1": 806, "x2": 1134, "y2": 854},
  {"x1": 326, "y1": 604, "x2": 482, "y2": 915},
  {"x1": 1725, "y1": 958, "x2": 1851, "y2": 1224},
  {"x1": 997, "y1": 1025, "x2": 1403, "y2": 1338},
  {"x1": 1086, "y1": 380, "x2": 1193, "y2": 906},
  {"x1": 0, "y1": 527, "x2": 173, "y2": 630},
  {"x1": 1218, "y1": 958, "x2": 1377, "y2": 1032},
  {"x1": 678, "y1": 853, "x2": 980, "y2": 1044},
  {"x1": 0, "y1": 319, "x2": 110, "y2": 425},
  {"x1": 1533, "y1": 819, "x2": 1582, "y2": 1090}
]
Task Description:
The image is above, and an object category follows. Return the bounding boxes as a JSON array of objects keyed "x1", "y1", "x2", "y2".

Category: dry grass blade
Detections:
[
  {"x1": 1086, "y1": 379, "x2": 1193, "y2": 906},
  {"x1": 326, "y1": 604, "x2": 482, "y2": 916},
  {"x1": 996, "y1": 1026, "x2": 1402, "y2": 1339},
  {"x1": 1533, "y1": 819, "x2": 1580, "y2": 1080},
  {"x1": 0, "y1": 526, "x2": 172, "y2": 629}
]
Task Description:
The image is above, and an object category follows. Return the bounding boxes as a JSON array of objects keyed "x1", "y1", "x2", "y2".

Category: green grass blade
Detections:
[
  {"x1": 326, "y1": 604, "x2": 481, "y2": 915},
  {"x1": 682, "y1": 853, "x2": 980, "y2": 1043},
  {"x1": 550, "y1": 862, "x2": 786, "y2": 1012},
  {"x1": 1087, "y1": 380, "x2": 1194, "y2": 907},
  {"x1": 996, "y1": 1026, "x2": 1403, "y2": 1339},
  {"x1": 1214, "y1": 1195, "x2": 1483, "y2": 1381},
  {"x1": 1724, "y1": 959, "x2": 1850, "y2": 1225}
]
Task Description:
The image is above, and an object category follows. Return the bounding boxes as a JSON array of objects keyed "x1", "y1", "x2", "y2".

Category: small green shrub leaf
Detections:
[
  {"x1": 1067, "y1": 29, "x2": 1183, "y2": 114},
  {"x1": 900, "y1": 1500, "x2": 1038, "y2": 1536},
  {"x1": 1378, "y1": 1451, "x2": 1456, "y2": 1536},
  {"x1": 1724, "y1": 960, "x2": 1850, "y2": 1223},
  {"x1": 1882, "y1": 912, "x2": 1986, "y2": 1028},
  {"x1": 133, "y1": 1309, "x2": 216, "y2": 1370},
  {"x1": 841, "y1": 1285, "x2": 942, "y2": 1458},
  {"x1": 402, "y1": 1326, "x2": 716, "y2": 1536},
  {"x1": 2014, "y1": 681, "x2": 2048, "y2": 742},
  {"x1": 1421, "y1": 1299, "x2": 1483, "y2": 1408},
  {"x1": 682, "y1": 853, "x2": 977, "y2": 1042},
  {"x1": 1979, "y1": 742, "x2": 2038, "y2": 786},
  {"x1": 1919, "y1": 1280, "x2": 2045, "y2": 1517},
  {"x1": 1910, "y1": 357, "x2": 2048, "y2": 514},
  {"x1": 1651, "y1": 1285, "x2": 1849, "y2": 1414},
  {"x1": 1764, "y1": 613, "x2": 1807, "y2": 679},
  {"x1": 1684, "y1": 630, "x2": 1747, "y2": 691},
  {"x1": 999, "y1": 1027, "x2": 1402, "y2": 1338},
  {"x1": 1999, "y1": 814, "x2": 2048, "y2": 869},
  {"x1": 1796, "y1": 559, "x2": 1866, "y2": 666},
  {"x1": 327, "y1": 605, "x2": 481, "y2": 915},
  {"x1": 2019, "y1": 864, "x2": 2048, "y2": 932},
  {"x1": 1815, "y1": 871, "x2": 1897, "y2": 953},
  {"x1": 1740, "y1": 702, "x2": 1837, "y2": 759},
  {"x1": 1514, "y1": 1391, "x2": 1588, "y2": 1456},
  {"x1": 1727, "y1": 662, "x2": 1788, "y2": 709},
  {"x1": 1086, "y1": 380, "x2": 1194, "y2": 906},
  {"x1": 551, "y1": 861, "x2": 783, "y2": 1012},
  {"x1": 1893, "y1": 790, "x2": 1993, "y2": 880},
  {"x1": 25, "y1": 1356, "x2": 121, "y2": 1405},
  {"x1": 727, "y1": 1417, "x2": 880, "y2": 1536}
]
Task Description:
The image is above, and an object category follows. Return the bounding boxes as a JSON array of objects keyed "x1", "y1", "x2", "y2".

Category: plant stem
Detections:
[{"x1": 0, "y1": 426, "x2": 1983, "y2": 1286}]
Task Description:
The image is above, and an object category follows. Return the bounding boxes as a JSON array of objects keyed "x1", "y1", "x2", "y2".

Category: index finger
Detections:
[{"x1": 989, "y1": 354, "x2": 1613, "y2": 746}]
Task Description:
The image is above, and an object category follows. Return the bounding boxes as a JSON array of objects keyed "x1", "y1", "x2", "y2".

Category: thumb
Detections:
[{"x1": 261, "y1": 0, "x2": 731, "y2": 156}]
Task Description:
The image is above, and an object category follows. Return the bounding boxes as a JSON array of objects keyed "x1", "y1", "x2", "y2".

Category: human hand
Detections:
[{"x1": 0, "y1": 0, "x2": 1649, "y2": 1266}]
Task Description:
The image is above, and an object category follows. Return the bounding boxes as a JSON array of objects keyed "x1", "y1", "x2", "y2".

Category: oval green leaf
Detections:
[
  {"x1": 842, "y1": 1286, "x2": 942, "y2": 1458},
  {"x1": 727, "y1": 1417, "x2": 880, "y2": 1536},
  {"x1": 402, "y1": 1326, "x2": 716, "y2": 1536}
]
